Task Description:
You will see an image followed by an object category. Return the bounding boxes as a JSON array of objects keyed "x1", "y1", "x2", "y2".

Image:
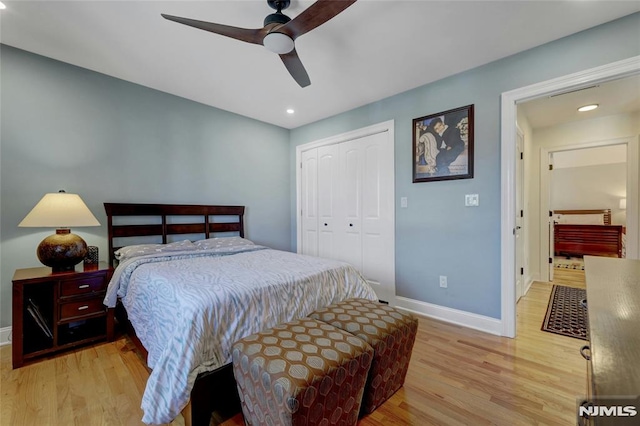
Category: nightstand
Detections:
[{"x1": 12, "y1": 262, "x2": 114, "y2": 368}]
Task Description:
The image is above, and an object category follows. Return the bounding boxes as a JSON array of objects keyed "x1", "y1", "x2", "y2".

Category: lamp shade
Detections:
[
  {"x1": 19, "y1": 192, "x2": 100, "y2": 228},
  {"x1": 19, "y1": 191, "x2": 100, "y2": 271}
]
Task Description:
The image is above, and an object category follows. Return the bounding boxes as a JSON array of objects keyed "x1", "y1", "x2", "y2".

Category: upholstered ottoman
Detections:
[
  {"x1": 309, "y1": 299, "x2": 418, "y2": 414},
  {"x1": 232, "y1": 318, "x2": 374, "y2": 426}
]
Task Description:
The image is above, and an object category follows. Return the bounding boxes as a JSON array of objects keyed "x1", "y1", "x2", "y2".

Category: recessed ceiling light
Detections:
[
  {"x1": 286, "y1": 109, "x2": 295, "y2": 114},
  {"x1": 578, "y1": 104, "x2": 598, "y2": 112},
  {"x1": 0, "y1": 2, "x2": 6, "y2": 10}
]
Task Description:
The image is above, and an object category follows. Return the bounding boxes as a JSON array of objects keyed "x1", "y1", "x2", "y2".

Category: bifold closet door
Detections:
[
  {"x1": 317, "y1": 144, "x2": 341, "y2": 260},
  {"x1": 300, "y1": 149, "x2": 318, "y2": 257},
  {"x1": 299, "y1": 129, "x2": 394, "y2": 303},
  {"x1": 339, "y1": 132, "x2": 394, "y2": 303}
]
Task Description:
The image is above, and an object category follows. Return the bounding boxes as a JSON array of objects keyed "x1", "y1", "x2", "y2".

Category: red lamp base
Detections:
[{"x1": 37, "y1": 228, "x2": 88, "y2": 272}]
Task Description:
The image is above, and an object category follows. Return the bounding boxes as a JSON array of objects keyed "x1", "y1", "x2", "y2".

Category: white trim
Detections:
[
  {"x1": 524, "y1": 276, "x2": 534, "y2": 297},
  {"x1": 0, "y1": 326, "x2": 12, "y2": 346},
  {"x1": 396, "y1": 296, "x2": 502, "y2": 336},
  {"x1": 626, "y1": 136, "x2": 640, "y2": 259},
  {"x1": 294, "y1": 120, "x2": 395, "y2": 154},
  {"x1": 501, "y1": 55, "x2": 640, "y2": 338}
]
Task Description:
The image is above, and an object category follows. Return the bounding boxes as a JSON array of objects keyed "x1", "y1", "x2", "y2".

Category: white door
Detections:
[
  {"x1": 300, "y1": 150, "x2": 318, "y2": 257},
  {"x1": 297, "y1": 121, "x2": 396, "y2": 305},
  {"x1": 515, "y1": 129, "x2": 525, "y2": 301},
  {"x1": 548, "y1": 152, "x2": 554, "y2": 282},
  {"x1": 339, "y1": 139, "x2": 363, "y2": 270},
  {"x1": 317, "y1": 144, "x2": 340, "y2": 260},
  {"x1": 339, "y1": 132, "x2": 395, "y2": 304}
]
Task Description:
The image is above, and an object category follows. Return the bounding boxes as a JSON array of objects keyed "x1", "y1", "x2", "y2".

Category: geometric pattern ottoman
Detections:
[
  {"x1": 309, "y1": 299, "x2": 418, "y2": 415},
  {"x1": 231, "y1": 318, "x2": 374, "y2": 426}
]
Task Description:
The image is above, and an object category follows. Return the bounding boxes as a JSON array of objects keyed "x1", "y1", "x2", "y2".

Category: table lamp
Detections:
[{"x1": 18, "y1": 190, "x2": 100, "y2": 272}]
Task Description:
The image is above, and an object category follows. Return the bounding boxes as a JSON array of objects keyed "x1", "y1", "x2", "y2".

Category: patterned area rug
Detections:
[
  {"x1": 554, "y1": 256, "x2": 585, "y2": 270},
  {"x1": 541, "y1": 285, "x2": 588, "y2": 340}
]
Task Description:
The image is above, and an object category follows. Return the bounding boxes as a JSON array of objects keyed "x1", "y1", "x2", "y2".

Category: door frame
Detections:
[
  {"x1": 500, "y1": 55, "x2": 640, "y2": 338},
  {"x1": 515, "y1": 125, "x2": 525, "y2": 301},
  {"x1": 539, "y1": 138, "x2": 636, "y2": 282},
  {"x1": 295, "y1": 120, "x2": 396, "y2": 298}
]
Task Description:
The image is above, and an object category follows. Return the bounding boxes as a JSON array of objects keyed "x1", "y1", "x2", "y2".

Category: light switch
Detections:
[
  {"x1": 400, "y1": 197, "x2": 408, "y2": 208},
  {"x1": 465, "y1": 194, "x2": 479, "y2": 207}
]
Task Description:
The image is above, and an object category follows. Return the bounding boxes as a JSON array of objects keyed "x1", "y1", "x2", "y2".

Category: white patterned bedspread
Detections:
[{"x1": 104, "y1": 246, "x2": 377, "y2": 424}]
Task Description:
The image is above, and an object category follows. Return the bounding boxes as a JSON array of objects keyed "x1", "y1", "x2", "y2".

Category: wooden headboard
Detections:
[
  {"x1": 554, "y1": 209, "x2": 612, "y2": 225},
  {"x1": 104, "y1": 203, "x2": 245, "y2": 267}
]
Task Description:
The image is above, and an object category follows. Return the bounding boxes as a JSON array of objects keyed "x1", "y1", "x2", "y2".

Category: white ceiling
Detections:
[
  {"x1": 1, "y1": 1, "x2": 639, "y2": 129},
  {"x1": 519, "y1": 74, "x2": 640, "y2": 129}
]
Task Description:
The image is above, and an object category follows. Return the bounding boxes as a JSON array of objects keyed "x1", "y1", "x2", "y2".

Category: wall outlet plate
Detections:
[
  {"x1": 439, "y1": 275, "x2": 448, "y2": 288},
  {"x1": 465, "y1": 194, "x2": 479, "y2": 206}
]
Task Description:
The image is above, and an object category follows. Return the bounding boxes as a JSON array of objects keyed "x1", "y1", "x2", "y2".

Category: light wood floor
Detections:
[{"x1": 1, "y1": 269, "x2": 587, "y2": 426}]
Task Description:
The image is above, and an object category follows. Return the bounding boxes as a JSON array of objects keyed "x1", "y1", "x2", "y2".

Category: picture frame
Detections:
[{"x1": 412, "y1": 104, "x2": 474, "y2": 183}]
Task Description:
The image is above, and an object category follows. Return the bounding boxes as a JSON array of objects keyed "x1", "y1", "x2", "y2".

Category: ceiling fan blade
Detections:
[
  {"x1": 161, "y1": 14, "x2": 267, "y2": 45},
  {"x1": 280, "y1": 49, "x2": 311, "y2": 87},
  {"x1": 278, "y1": 0, "x2": 357, "y2": 40}
]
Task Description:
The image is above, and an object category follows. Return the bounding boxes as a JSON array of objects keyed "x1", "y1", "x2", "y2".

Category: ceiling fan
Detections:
[{"x1": 161, "y1": 0, "x2": 357, "y2": 88}]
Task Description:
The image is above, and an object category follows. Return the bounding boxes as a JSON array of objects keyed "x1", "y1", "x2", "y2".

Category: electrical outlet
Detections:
[
  {"x1": 439, "y1": 275, "x2": 448, "y2": 288},
  {"x1": 400, "y1": 197, "x2": 408, "y2": 208}
]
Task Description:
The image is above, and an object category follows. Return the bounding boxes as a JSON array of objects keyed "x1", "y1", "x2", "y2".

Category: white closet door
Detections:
[
  {"x1": 297, "y1": 121, "x2": 395, "y2": 305},
  {"x1": 317, "y1": 144, "x2": 341, "y2": 260},
  {"x1": 339, "y1": 140, "x2": 363, "y2": 270},
  {"x1": 300, "y1": 149, "x2": 318, "y2": 257},
  {"x1": 340, "y1": 132, "x2": 394, "y2": 303}
]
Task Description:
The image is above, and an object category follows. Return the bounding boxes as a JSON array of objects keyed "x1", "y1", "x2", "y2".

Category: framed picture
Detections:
[{"x1": 412, "y1": 104, "x2": 474, "y2": 183}]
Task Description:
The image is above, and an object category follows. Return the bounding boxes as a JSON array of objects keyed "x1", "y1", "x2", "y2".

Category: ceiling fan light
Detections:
[{"x1": 263, "y1": 32, "x2": 294, "y2": 54}]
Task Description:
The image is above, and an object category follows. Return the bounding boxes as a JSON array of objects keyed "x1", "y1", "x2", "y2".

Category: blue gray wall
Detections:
[
  {"x1": 0, "y1": 45, "x2": 291, "y2": 327},
  {"x1": 1, "y1": 13, "x2": 639, "y2": 329},
  {"x1": 289, "y1": 13, "x2": 640, "y2": 319}
]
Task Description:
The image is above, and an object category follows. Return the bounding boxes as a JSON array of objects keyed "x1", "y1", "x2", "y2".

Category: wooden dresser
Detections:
[{"x1": 581, "y1": 256, "x2": 640, "y2": 425}]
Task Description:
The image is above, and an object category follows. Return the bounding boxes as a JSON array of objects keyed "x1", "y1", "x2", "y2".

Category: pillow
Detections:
[
  {"x1": 556, "y1": 214, "x2": 605, "y2": 225},
  {"x1": 194, "y1": 236, "x2": 255, "y2": 250},
  {"x1": 115, "y1": 240, "x2": 197, "y2": 261}
]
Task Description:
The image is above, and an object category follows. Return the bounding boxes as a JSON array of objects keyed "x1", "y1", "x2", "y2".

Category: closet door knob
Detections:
[
  {"x1": 349, "y1": 223, "x2": 354, "y2": 227},
  {"x1": 324, "y1": 223, "x2": 328, "y2": 226}
]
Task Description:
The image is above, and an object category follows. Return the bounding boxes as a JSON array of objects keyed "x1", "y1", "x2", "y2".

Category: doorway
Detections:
[
  {"x1": 500, "y1": 55, "x2": 640, "y2": 338},
  {"x1": 544, "y1": 144, "x2": 628, "y2": 282}
]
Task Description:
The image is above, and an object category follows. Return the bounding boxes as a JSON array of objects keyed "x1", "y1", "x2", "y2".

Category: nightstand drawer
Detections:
[
  {"x1": 60, "y1": 298, "x2": 106, "y2": 321},
  {"x1": 60, "y1": 276, "x2": 106, "y2": 297}
]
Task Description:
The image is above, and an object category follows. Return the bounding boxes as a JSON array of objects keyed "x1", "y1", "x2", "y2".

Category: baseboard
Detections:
[
  {"x1": 395, "y1": 296, "x2": 503, "y2": 336},
  {"x1": 0, "y1": 326, "x2": 12, "y2": 346},
  {"x1": 524, "y1": 275, "x2": 534, "y2": 296}
]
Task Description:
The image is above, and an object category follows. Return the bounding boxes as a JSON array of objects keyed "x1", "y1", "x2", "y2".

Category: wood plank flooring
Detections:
[{"x1": 1, "y1": 269, "x2": 587, "y2": 425}]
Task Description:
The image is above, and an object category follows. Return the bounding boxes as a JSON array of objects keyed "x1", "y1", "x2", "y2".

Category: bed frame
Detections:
[
  {"x1": 104, "y1": 203, "x2": 245, "y2": 426},
  {"x1": 553, "y1": 209, "x2": 624, "y2": 258}
]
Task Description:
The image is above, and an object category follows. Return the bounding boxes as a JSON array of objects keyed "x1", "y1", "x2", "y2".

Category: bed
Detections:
[
  {"x1": 103, "y1": 203, "x2": 377, "y2": 425},
  {"x1": 553, "y1": 209, "x2": 625, "y2": 258}
]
